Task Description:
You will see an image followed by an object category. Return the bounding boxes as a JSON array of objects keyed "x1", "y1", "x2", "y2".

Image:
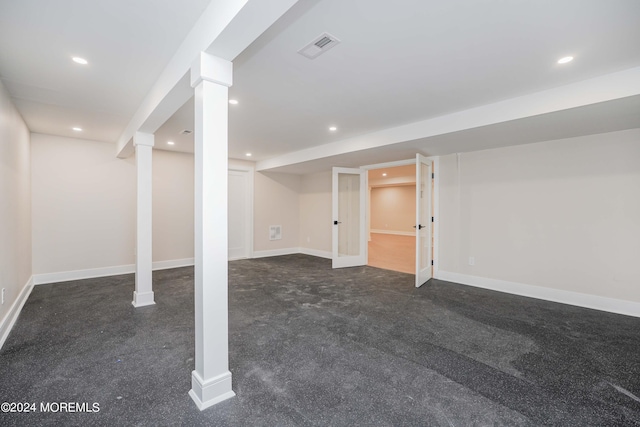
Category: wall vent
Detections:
[
  {"x1": 180, "y1": 129, "x2": 192, "y2": 135},
  {"x1": 269, "y1": 225, "x2": 282, "y2": 241},
  {"x1": 298, "y1": 32, "x2": 341, "y2": 59}
]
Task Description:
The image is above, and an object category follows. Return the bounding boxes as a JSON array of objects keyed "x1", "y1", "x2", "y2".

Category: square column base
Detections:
[
  {"x1": 189, "y1": 370, "x2": 235, "y2": 411},
  {"x1": 132, "y1": 291, "x2": 155, "y2": 308}
]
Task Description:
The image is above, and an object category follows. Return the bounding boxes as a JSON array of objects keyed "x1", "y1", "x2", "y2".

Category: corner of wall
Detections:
[
  {"x1": 298, "y1": 170, "x2": 332, "y2": 254},
  {"x1": 0, "y1": 276, "x2": 34, "y2": 350},
  {"x1": 253, "y1": 171, "x2": 301, "y2": 252},
  {"x1": 0, "y1": 80, "x2": 33, "y2": 349}
]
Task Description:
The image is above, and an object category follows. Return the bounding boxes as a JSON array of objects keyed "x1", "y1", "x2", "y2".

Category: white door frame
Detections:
[
  {"x1": 361, "y1": 156, "x2": 440, "y2": 279},
  {"x1": 415, "y1": 154, "x2": 432, "y2": 287},
  {"x1": 228, "y1": 164, "x2": 254, "y2": 259}
]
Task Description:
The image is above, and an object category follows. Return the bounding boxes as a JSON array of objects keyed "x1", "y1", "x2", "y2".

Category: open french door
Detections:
[
  {"x1": 415, "y1": 154, "x2": 433, "y2": 287},
  {"x1": 332, "y1": 167, "x2": 367, "y2": 268}
]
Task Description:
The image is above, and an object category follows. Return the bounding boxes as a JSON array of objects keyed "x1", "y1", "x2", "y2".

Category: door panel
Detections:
[
  {"x1": 332, "y1": 167, "x2": 366, "y2": 268},
  {"x1": 415, "y1": 155, "x2": 433, "y2": 287}
]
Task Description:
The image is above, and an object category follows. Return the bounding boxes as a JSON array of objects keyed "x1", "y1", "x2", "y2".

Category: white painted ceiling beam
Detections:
[
  {"x1": 256, "y1": 66, "x2": 640, "y2": 171},
  {"x1": 116, "y1": 0, "x2": 300, "y2": 158}
]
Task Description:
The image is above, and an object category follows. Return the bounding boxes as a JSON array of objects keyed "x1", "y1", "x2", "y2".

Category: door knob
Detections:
[
  {"x1": 334, "y1": 220, "x2": 342, "y2": 225},
  {"x1": 413, "y1": 224, "x2": 425, "y2": 229}
]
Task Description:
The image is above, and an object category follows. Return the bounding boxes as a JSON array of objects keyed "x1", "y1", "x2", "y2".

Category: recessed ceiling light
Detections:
[
  {"x1": 329, "y1": 126, "x2": 337, "y2": 131},
  {"x1": 229, "y1": 99, "x2": 239, "y2": 105},
  {"x1": 167, "y1": 141, "x2": 175, "y2": 145},
  {"x1": 72, "y1": 127, "x2": 82, "y2": 132},
  {"x1": 72, "y1": 57, "x2": 88, "y2": 65},
  {"x1": 245, "y1": 152, "x2": 252, "y2": 157},
  {"x1": 382, "y1": 173, "x2": 387, "y2": 177},
  {"x1": 557, "y1": 56, "x2": 573, "y2": 64}
]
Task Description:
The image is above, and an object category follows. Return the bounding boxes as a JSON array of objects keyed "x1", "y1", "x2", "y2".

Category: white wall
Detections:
[
  {"x1": 153, "y1": 150, "x2": 194, "y2": 263},
  {"x1": 28, "y1": 125, "x2": 640, "y2": 314},
  {"x1": 438, "y1": 128, "x2": 640, "y2": 304},
  {"x1": 370, "y1": 185, "x2": 416, "y2": 234},
  {"x1": 30, "y1": 142, "x2": 305, "y2": 276},
  {"x1": 0, "y1": 80, "x2": 32, "y2": 336},
  {"x1": 228, "y1": 162, "x2": 323, "y2": 257},
  {"x1": 32, "y1": 140, "x2": 203, "y2": 277},
  {"x1": 31, "y1": 134, "x2": 136, "y2": 275},
  {"x1": 299, "y1": 171, "x2": 332, "y2": 255},
  {"x1": 253, "y1": 171, "x2": 300, "y2": 253}
]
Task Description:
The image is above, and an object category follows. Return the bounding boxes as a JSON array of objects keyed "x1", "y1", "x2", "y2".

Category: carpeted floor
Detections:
[{"x1": 1, "y1": 254, "x2": 639, "y2": 426}]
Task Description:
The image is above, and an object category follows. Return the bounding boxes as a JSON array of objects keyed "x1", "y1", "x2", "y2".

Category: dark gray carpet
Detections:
[{"x1": 1, "y1": 254, "x2": 639, "y2": 426}]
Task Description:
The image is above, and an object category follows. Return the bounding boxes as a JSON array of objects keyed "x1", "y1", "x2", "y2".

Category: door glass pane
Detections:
[
  {"x1": 419, "y1": 162, "x2": 430, "y2": 270},
  {"x1": 338, "y1": 173, "x2": 360, "y2": 257}
]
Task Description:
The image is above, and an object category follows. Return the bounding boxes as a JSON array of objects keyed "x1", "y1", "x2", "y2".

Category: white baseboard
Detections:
[
  {"x1": 299, "y1": 247, "x2": 332, "y2": 259},
  {"x1": 252, "y1": 248, "x2": 300, "y2": 258},
  {"x1": 33, "y1": 258, "x2": 196, "y2": 285},
  {"x1": 33, "y1": 250, "x2": 332, "y2": 285},
  {"x1": 152, "y1": 258, "x2": 194, "y2": 271},
  {"x1": 371, "y1": 229, "x2": 415, "y2": 237},
  {"x1": 34, "y1": 264, "x2": 135, "y2": 285},
  {"x1": 0, "y1": 276, "x2": 34, "y2": 350},
  {"x1": 437, "y1": 270, "x2": 640, "y2": 318},
  {"x1": 252, "y1": 247, "x2": 332, "y2": 260}
]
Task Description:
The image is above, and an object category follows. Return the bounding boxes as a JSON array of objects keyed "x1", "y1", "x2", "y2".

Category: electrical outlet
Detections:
[
  {"x1": 306, "y1": 236, "x2": 310, "y2": 243},
  {"x1": 1, "y1": 288, "x2": 5, "y2": 305},
  {"x1": 468, "y1": 257, "x2": 475, "y2": 266}
]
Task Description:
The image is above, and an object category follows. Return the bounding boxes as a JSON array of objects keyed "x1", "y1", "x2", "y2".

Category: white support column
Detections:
[
  {"x1": 188, "y1": 52, "x2": 235, "y2": 410},
  {"x1": 132, "y1": 132, "x2": 155, "y2": 308}
]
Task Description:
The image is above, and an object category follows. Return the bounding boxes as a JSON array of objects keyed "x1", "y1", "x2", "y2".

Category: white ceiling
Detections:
[
  {"x1": 223, "y1": 0, "x2": 640, "y2": 159},
  {"x1": 2, "y1": 0, "x2": 640, "y2": 173},
  {"x1": 263, "y1": 94, "x2": 640, "y2": 174},
  {"x1": 0, "y1": 0, "x2": 211, "y2": 142}
]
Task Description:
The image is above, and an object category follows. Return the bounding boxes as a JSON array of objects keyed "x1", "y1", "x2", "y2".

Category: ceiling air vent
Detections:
[
  {"x1": 298, "y1": 32, "x2": 341, "y2": 59},
  {"x1": 180, "y1": 129, "x2": 192, "y2": 135}
]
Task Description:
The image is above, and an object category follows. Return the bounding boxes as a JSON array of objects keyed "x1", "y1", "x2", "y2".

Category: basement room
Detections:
[{"x1": 1, "y1": 0, "x2": 639, "y2": 425}]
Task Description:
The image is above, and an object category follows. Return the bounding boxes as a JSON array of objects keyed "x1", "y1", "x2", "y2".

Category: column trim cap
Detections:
[
  {"x1": 191, "y1": 52, "x2": 233, "y2": 88},
  {"x1": 133, "y1": 132, "x2": 155, "y2": 147}
]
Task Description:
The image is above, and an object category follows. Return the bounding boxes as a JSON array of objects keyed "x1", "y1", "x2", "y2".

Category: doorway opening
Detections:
[
  {"x1": 367, "y1": 165, "x2": 416, "y2": 274},
  {"x1": 331, "y1": 155, "x2": 437, "y2": 287}
]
